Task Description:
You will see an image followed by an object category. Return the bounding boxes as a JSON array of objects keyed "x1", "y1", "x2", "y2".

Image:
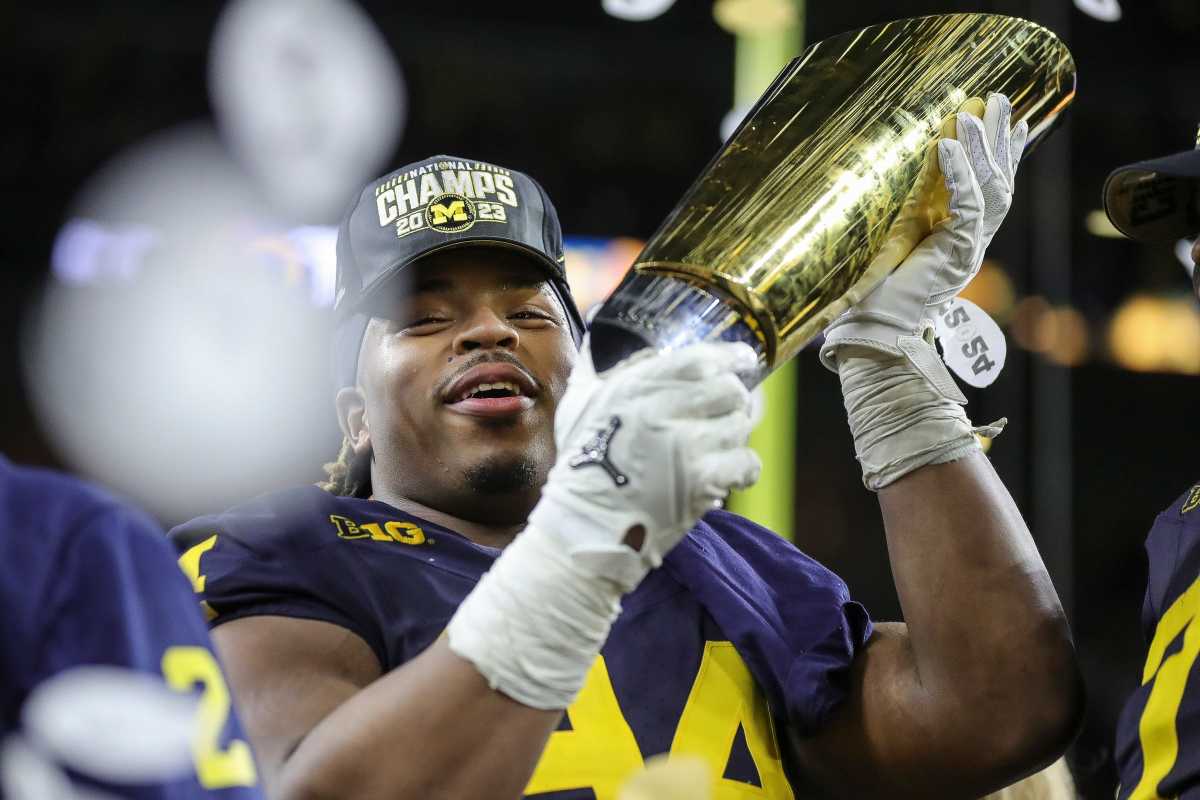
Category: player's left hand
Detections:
[
  {"x1": 816, "y1": 93, "x2": 1022, "y2": 490},
  {"x1": 820, "y1": 93, "x2": 1027, "y2": 374}
]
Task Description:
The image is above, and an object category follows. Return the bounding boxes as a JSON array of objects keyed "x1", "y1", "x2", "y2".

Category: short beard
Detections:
[{"x1": 463, "y1": 455, "x2": 539, "y2": 495}]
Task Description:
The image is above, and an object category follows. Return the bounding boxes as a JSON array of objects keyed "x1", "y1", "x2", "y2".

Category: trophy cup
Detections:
[{"x1": 589, "y1": 13, "x2": 1076, "y2": 384}]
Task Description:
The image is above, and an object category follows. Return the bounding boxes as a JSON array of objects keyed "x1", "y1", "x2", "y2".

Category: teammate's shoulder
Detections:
[
  {"x1": 0, "y1": 457, "x2": 162, "y2": 550},
  {"x1": 1145, "y1": 478, "x2": 1200, "y2": 553},
  {"x1": 167, "y1": 484, "x2": 365, "y2": 555},
  {"x1": 1165, "y1": 479, "x2": 1200, "y2": 522}
]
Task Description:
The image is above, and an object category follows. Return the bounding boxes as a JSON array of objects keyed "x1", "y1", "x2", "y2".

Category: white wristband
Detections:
[{"x1": 446, "y1": 523, "x2": 625, "y2": 710}]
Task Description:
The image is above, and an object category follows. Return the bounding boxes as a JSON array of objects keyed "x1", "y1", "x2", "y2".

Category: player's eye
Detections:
[
  {"x1": 510, "y1": 308, "x2": 557, "y2": 325},
  {"x1": 403, "y1": 315, "x2": 451, "y2": 332}
]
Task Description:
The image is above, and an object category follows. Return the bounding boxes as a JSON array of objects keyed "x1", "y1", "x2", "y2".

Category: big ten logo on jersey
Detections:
[
  {"x1": 375, "y1": 159, "x2": 518, "y2": 239},
  {"x1": 328, "y1": 514, "x2": 427, "y2": 546},
  {"x1": 526, "y1": 643, "x2": 793, "y2": 800}
]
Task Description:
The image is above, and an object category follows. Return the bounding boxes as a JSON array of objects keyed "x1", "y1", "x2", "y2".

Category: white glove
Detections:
[
  {"x1": 820, "y1": 93, "x2": 1024, "y2": 490},
  {"x1": 448, "y1": 339, "x2": 761, "y2": 709},
  {"x1": 821, "y1": 93, "x2": 1027, "y2": 371}
]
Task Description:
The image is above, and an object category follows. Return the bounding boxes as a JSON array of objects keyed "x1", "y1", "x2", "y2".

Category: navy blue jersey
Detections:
[
  {"x1": 170, "y1": 486, "x2": 871, "y2": 799},
  {"x1": 1117, "y1": 481, "x2": 1200, "y2": 800},
  {"x1": 0, "y1": 457, "x2": 262, "y2": 799}
]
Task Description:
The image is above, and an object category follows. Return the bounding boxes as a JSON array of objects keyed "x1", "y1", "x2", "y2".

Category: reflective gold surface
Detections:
[{"x1": 632, "y1": 13, "x2": 1076, "y2": 369}]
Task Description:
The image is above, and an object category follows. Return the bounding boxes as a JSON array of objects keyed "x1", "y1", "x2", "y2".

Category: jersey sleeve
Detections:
[
  {"x1": 37, "y1": 502, "x2": 263, "y2": 798},
  {"x1": 666, "y1": 510, "x2": 873, "y2": 736},
  {"x1": 169, "y1": 511, "x2": 388, "y2": 667}
]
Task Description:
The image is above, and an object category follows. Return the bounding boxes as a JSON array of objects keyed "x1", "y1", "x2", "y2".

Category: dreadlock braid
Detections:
[{"x1": 318, "y1": 436, "x2": 373, "y2": 498}]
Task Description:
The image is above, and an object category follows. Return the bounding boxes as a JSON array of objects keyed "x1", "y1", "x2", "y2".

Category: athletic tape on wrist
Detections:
[
  {"x1": 446, "y1": 524, "x2": 625, "y2": 710},
  {"x1": 837, "y1": 346, "x2": 994, "y2": 490}
]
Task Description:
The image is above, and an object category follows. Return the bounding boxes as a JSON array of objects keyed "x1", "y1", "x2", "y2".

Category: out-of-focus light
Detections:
[
  {"x1": 209, "y1": 0, "x2": 405, "y2": 223},
  {"x1": 960, "y1": 260, "x2": 1017, "y2": 322},
  {"x1": 602, "y1": 0, "x2": 676, "y2": 21},
  {"x1": 1010, "y1": 295, "x2": 1052, "y2": 352},
  {"x1": 1009, "y1": 296, "x2": 1091, "y2": 366},
  {"x1": 1085, "y1": 209, "x2": 1125, "y2": 238},
  {"x1": 713, "y1": 0, "x2": 796, "y2": 34},
  {"x1": 51, "y1": 219, "x2": 158, "y2": 285},
  {"x1": 1074, "y1": 0, "x2": 1122, "y2": 22},
  {"x1": 1042, "y1": 307, "x2": 1091, "y2": 366},
  {"x1": 1108, "y1": 293, "x2": 1200, "y2": 374},
  {"x1": 250, "y1": 225, "x2": 339, "y2": 306},
  {"x1": 563, "y1": 236, "x2": 643, "y2": 312},
  {"x1": 1176, "y1": 238, "x2": 1197, "y2": 278}
]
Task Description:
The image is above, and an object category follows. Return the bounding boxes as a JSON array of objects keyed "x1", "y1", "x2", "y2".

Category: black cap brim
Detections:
[{"x1": 1104, "y1": 149, "x2": 1200, "y2": 242}]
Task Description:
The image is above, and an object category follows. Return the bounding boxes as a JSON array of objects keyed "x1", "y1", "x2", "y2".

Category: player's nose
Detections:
[{"x1": 454, "y1": 306, "x2": 518, "y2": 354}]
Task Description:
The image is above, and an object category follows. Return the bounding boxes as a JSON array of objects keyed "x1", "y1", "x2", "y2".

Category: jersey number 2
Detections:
[
  {"x1": 173, "y1": 535, "x2": 259, "y2": 789},
  {"x1": 162, "y1": 646, "x2": 258, "y2": 789}
]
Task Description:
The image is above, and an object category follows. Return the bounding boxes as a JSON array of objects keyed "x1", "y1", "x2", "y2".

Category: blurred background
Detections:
[{"x1": 1, "y1": 1, "x2": 1197, "y2": 796}]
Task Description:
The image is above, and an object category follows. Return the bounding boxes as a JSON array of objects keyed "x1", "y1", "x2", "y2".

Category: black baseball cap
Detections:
[
  {"x1": 1104, "y1": 142, "x2": 1200, "y2": 243},
  {"x1": 333, "y1": 155, "x2": 585, "y2": 388}
]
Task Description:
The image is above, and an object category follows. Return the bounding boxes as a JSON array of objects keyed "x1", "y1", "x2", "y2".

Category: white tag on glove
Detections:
[{"x1": 933, "y1": 297, "x2": 1007, "y2": 388}]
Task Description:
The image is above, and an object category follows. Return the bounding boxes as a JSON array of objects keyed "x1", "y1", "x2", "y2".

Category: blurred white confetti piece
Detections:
[
  {"x1": 22, "y1": 667, "x2": 199, "y2": 785},
  {"x1": 1176, "y1": 238, "x2": 1196, "y2": 279},
  {"x1": 1, "y1": 736, "x2": 75, "y2": 800},
  {"x1": 616, "y1": 754, "x2": 712, "y2": 800},
  {"x1": 602, "y1": 0, "x2": 676, "y2": 21},
  {"x1": 210, "y1": 0, "x2": 405, "y2": 222},
  {"x1": 1073, "y1": 0, "x2": 1121, "y2": 22}
]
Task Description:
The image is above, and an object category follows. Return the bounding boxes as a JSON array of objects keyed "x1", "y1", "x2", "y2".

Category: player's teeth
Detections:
[{"x1": 461, "y1": 381, "x2": 520, "y2": 400}]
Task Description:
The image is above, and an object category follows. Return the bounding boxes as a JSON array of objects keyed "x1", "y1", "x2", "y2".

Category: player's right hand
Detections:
[
  {"x1": 449, "y1": 338, "x2": 759, "y2": 709},
  {"x1": 528, "y1": 337, "x2": 761, "y2": 592}
]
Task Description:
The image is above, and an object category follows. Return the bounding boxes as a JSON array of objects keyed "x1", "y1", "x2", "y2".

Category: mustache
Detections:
[{"x1": 437, "y1": 352, "x2": 541, "y2": 396}]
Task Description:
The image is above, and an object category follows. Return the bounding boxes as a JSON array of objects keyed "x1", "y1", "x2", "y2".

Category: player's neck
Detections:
[{"x1": 370, "y1": 490, "x2": 524, "y2": 550}]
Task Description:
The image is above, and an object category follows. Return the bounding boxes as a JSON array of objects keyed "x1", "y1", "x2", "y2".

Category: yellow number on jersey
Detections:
[
  {"x1": 1131, "y1": 576, "x2": 1200, "y2": 800},
  {"x1": 526, "y1": 645, "x2": 792, "y2": 799},
  {"x1": 671, "y1": 642, "x2": 793, "y2": 798},
  {"x1": 525, "y1": 656, "x2": 645, "y2": 798},
  {"x1": 162, "y1": 646, "x2": 259, "y2": 789},
  {"x1": 177, "y1": 535, "x2": 218, "y2": 621}
]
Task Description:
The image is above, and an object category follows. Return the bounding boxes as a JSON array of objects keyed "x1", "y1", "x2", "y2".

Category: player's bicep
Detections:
[
  {"x1": 211, "y1": 615, "x2": 381, "y2": 790},
  {"x1": 782, "y1": 622, "x2": 937, "y2": 798}
]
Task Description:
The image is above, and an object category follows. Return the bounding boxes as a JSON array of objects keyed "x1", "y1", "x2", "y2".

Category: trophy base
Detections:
[{"x1": 589, "y1": 272, "x2": 768, "y2": 387}]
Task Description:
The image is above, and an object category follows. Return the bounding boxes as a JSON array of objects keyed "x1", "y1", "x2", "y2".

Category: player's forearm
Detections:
[
  {"x1": 275, "y1": 639, "x2": 560, "y2": 800},
  {"x1": 877, "y1": 451, "x2": 1083, "y2": 764}
]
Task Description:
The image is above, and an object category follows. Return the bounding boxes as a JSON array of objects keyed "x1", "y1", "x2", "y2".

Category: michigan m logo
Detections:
[{"x1": 425, "y1": 193, "x2": 477, "y2": 233}]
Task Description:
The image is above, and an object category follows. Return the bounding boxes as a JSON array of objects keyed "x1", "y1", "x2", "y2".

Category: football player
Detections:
[
  {"x1": 1104, "y1": 137, "x2": 1200, "y2": 799},
  {"x1": 172, "y1": 94, "x2": 1081, "y2": 799},
  {"x1": 0, "y1": 456, "x2": 263, "y2": 798}
]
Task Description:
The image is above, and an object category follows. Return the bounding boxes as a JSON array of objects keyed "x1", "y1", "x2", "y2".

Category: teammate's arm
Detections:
[
  {"x1": 42, "y1": 502, "x2": 262, "y2": 797},
  {"x1": 210, "y1": 341, "x2": 761, "y2": 800},
  {"x1": 785, "y1": 95, "x2": 1082, "y2": 798}
]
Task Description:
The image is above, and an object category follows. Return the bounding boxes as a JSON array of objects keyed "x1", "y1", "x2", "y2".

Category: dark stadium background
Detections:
[{"x1": 2, "y1": 1, "x2": 1197, "y2": 796}]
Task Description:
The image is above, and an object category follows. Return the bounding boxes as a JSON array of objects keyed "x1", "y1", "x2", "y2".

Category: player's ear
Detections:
[{"x1": 335, "y1": 387, "x2": 370, "y2": 456}]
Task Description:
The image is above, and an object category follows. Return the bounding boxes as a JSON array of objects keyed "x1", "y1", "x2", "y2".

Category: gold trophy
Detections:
[{"x1": 589, "y1": 13, "x2": 1076, "y2": 383}]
